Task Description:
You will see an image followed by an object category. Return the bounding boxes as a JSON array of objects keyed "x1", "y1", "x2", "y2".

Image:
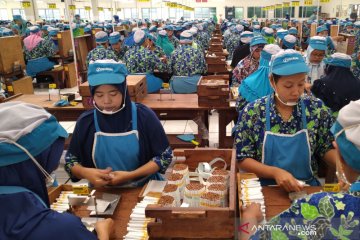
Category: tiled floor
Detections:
[{"x1": 36, "y1": 87, "x2": 235, "y2": 185}]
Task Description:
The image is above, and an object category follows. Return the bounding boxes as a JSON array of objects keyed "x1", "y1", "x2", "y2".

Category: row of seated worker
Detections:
[{"x1": 1, "y1": 56, "x2": 360, "y2": 239}]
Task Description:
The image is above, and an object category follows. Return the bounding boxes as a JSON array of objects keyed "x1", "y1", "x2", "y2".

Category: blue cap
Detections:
[
  {"x1": 316, "y1": 25, "x2": 328, "y2": 33},
  {"x1": 105, "y1": 24, "x2": 113, "y2": 30},
  {"x1": 270, "y1": 50, "x2": 309, "y2": 76},
  {"x1": 276, "y1": 30, "x2": 288, "y2": 40},
  {"x1": 309, "y1": 37, "x2": 327, "y2": 51},
  {"x1": 109, "y1": 32, "x2": 121, "y2": 44},
  {"x1": 1, "y1": 28, "x2": 13, "y2": 36},
  {"x1": 88, "y1": 62, "x2": 128, "y2": 86},
  {"x1": 95, "y1": 31, "x2": 108, "y2": 43},
  {"x1": 29, "y1": 26, "x2": 40, "y2": 34},
  {"x1": 49, "y1": 28, "x2": 59, "y2": 36},
  {"x1": 42, "y1": 25, "x2": 50, "y2": 31},
  {"x1": 63, "y1": 24, "x2": 70, "y2": 30},
  {"x1": 282, "y1": 35, "x2": 297, "y2": 49},
  {"x1": 84, "y1": 26, "x2": 91, "y2": 33},
  {"x1": 149, "y1": 26, "x2": 157, "y2": 32},
  {"x1": 345, "y1": 22, "x2": 354, "y2": 27},
  {"x1": 288, "y1": 27, "x2": 298, "y2": 35},
  {"x1": 180, "y1": 30, "x2": 193, "y2": 43},
  {"x1": 250, "y1": 36, "x2": 267, "y2": 47},
  {"x1": 164, "y1": 25, "x2": 174, "y2": 31},
  {"x1": 324, "y1": 54, "x2": 352, "y2": 68},
  {"x1": 13, "y1": 15, "x2": 22, "y2": 20}
]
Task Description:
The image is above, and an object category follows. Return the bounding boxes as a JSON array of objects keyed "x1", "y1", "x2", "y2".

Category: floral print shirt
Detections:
[
  {"x1": 226, "y1": 34, "x2": 242, "y2": 60},
  {"x1": 234, "y1": 94, "x2": 334, "y2": 174},
  {"x1": 251, "y1": 190, "x2": 360, "y2": 240},
  {"x1": 232, "y1": 55, "x2": 259, "y2": 87},
  {"x1": 123, "y1": 45, "x2": 168, "y2": 73},
  {"x1": 169, "y1": 36, "x2": 180, "y2": 49},
  {"x1": 86, "y1": 45, "x2": 119, "y2": 65},
  {"x1": 169, "y1": 44, "x2": 206, "y2": 76},
  {"x1": 24, "y1": 39, "x2": 56, "y2": 61},
  {"x1": 108, "y1": 45, "x2": 127, "y2": 61}
]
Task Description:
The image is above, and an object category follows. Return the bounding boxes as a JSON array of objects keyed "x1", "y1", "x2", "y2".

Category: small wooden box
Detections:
[
  {"x1": 48, "y1": 184, "x2": 73, "y2": 204},
  {"x1": 58, "y1": 31, "x2": 72, "y2": 58},
  {"x1": 209, "y1": 44, "x2": 223, "y2": 52},
  {"x1": 11, "y1": 76, "x2": 34, "y2": 95},
  {"x1": 206, "y1": 55, "x2": 226, "y2": 64},
  {"x1": 145, "y1": 149, "x2": 236, "y2": 239},
  {"x1": 127, "y1": 75, "x2": 147, "y2": 96},
  {"x1": 338, "y1": 33, "x2": 356, "y2": 55},
  {"x1": 0, "y1": 36, "x2": 26, "y2": 74},
  {"x1": 197, "y1": 75, "x2": 229, "y2": 96},
  {"x1": 64, "y1": 62, "x2": 77, "y2": 88},
  {"x1": 210, "y1": 37, "x2": 222, "y2": 44}
]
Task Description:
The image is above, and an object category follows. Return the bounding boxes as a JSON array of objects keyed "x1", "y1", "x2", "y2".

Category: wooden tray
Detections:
[
  {"x1": 197, "y1": 76, "x2": 229, "y2": 96},
  {"x1": 145, "y1": 148, "x2": 236, "y2": 239}
]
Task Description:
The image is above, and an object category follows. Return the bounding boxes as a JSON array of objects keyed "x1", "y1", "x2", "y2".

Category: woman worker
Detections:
[
  {"x1": 0, "y1": 102, "x2": 113, "y2": 240},
  {"x1": 23, "y1": 26, "x2": 56, "y2": 77},
  {"x1": 241, "y1": 100, "x2": 360, "y2": 240},
  {"x1": 311, "y1": 53, "x2": 360, "y2": 114},
  {"x1": 234, "y1": 49, "x2": 337, "y2": 192},
  {"x1": 65, "y1": 60, "x2": 172, "y2": 187}
]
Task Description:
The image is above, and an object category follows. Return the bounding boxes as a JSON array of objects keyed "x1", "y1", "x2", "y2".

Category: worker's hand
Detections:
[
  {"x1": 241, "y1": 203, "x2": 263, "y2": 223},
  {"x1": 95, "y1": 218, "x2": 114, "y2": 240},
  {"x1": 108, "y1": 171, "x2": 133, "y2": 186},
  {"x1": 273, "y1": 168, "x2": 304, "y2": 192},
  {"x1": 83, "y1": 167, "x2": 113, "y2": 187}
]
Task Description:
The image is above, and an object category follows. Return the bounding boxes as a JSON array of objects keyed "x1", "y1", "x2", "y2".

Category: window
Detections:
[
  {"x1": 99, "y1": 9, "x2": 113, "y2": 22},
  {"x1": 142, "y1": 8, "x2": 150, "y2": 19},
  {"x1": 0, "y1": 9, "x2": 8, "y2": 20},
  {"x1": 75, "y1": 9, "x2": 90, "y2": 21},
  {"x1": 183, "y1": 10, "x2": 191, "y2": 19},
  {"x1": 299, "y1": 7, "x2": 321, "y2": 18},
  {"x1": 247, "y1": 7, "x2": 266, "y2": 19},
  {"x1": 194, "y1": 7, "x2": 216, "y2": 19},
  {"x1": 38, "y1": 9, "x2": 61, "y2": 20},
  {"x1": 235, "y1": 7, "x2": 244, "y2": 19},
  {"x1": 169, "y1": 8, "x2": 177, "y2": 19},
  {"x1": 12, "y1": 9, "x2": 26, "y2": 20},
  {"x1": 123, "y1": 8, "x2": 138, "y2": 19},
  {"x1": 150, "y1": 8, "x2": 161, "y2": 19}
]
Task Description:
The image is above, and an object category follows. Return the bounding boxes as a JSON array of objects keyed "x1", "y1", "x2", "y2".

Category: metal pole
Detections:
[{"x1": 316, "y1": 0, "x2": 320, "y2": 22}]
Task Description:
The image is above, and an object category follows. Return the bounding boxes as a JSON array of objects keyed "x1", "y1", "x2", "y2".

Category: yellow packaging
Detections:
[
  {"x1": 323, "y1": 183, "x2": 340, "y2": 192},
  {"x1": 72, "y1": 185, "x2": 89, "y2": 195}
]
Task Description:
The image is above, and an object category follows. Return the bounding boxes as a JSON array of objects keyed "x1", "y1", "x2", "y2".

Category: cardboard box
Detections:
[
  {"x1": 74, "y1": 35, "x2": 90, "y2": 72},
  {"x1": 58, "y1": 31, "x2": 72, "y2": 58},
  {"x1": 12, "y1": 76, "x2": 34, "y2": 95},
  {"x1": 64, "y1": 62, "x2": 77, "y2": 88},
  {"x1": 338, "y1": 33, "x2": 356, "y2": 55},
  {"x1": 0, "y1": 36, "x2": 26, "y2": 74}
]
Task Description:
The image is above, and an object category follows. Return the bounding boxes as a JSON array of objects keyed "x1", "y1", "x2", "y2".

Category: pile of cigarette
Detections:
[
  {"x1": 50, "y1": 190, "x2": 75, "y2": 213},
  {"x1": 124, "y1": 196, "x2": 159, "y2": 240},
  {"x1": 240, "y1": 178, "x2": 266, "y2": 219}
]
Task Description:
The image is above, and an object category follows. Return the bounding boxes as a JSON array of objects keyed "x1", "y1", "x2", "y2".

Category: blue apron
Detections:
[
  {"x1": 0, "y1": 186, "x2": 47, "y2": 208},
  {"x1": 26, "y1": 57, "x2": 55, "y2": 77},
  {"x1": 170, "y1": 75, "x2": 201, "y2": 94},
  {"x1": 92, "y1": 102, "x2": 163, "y2": 187},
  {"x1": 260, "y1": 96, "x2": 319, "y2": 186}
]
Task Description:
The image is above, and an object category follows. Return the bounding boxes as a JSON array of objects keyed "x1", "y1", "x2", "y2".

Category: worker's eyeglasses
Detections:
[{"x1": 312, "y1": 53, "x2": 325, "y2": 58}]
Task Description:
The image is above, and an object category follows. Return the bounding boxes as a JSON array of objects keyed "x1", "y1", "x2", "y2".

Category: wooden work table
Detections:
[
  {"x1": 237, "y1": 173, "x2": 323, "y2": 220},
  {"x1": 48, "y1": 186, "x2": 142, "y2": 240}
]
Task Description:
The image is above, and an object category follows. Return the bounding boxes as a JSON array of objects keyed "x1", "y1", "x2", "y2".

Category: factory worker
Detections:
[
  {"x1": 234, "y1": 50, "x2": 337, "y2": 192},
  {"x1": 23, "y1": 26, "x2": 56, "y2": 77},
  {"x1": 232, "y1": 36, "x2": 266, "y2": 87},
  {"x1": 155, "y1": 30, "x2": 174, "y2": 57},
  {"x1": 123, "y1": 29, "x2": 169, "y2": 93},
  {"x1": 241, "y1": 100, "x2": 360, "y2": 240},
  {"x1": 65, "y1": 60, "x2": 172, "y2": 187},
  {"x1": 304, "y1": 36, "x2": 327, "y2": 90},
  {"x1": 86, "y1": 31, "x2": 119, "y2": 65},
  {"x1": 312, "y1": 53, "x2": 360, "y2": 114},
  {"x1": 231, "y1": 31, "x2": 254, "y2": 68},
  {"x1": 169, "y1": 30, "x2": 206, "y2": 93},
  {"x1": 237, "y1": 44, "x2": 281, "y2": 112},
  {"x1": 108, "y1": 31, "x2": 127, "y2": 61},
  {"x1": 316, "y1": 25, "x2": 336, "y2": 53},
  {"x1": 226, "y1": 24, "x2": 244, "y2": 60},
  {"x1": 0, "y1": 102, "x2": 113, "y2": 240},
  {"x1": 164, "y1": 25, "x2": 179, "y2": 49}
]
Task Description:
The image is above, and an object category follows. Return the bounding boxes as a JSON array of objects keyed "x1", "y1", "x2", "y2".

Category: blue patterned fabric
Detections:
[
  {"x1": 86, "y1": 45, "x2": 119, "y2": 65},
  {"x1": 234, "y1": 94, "x2": 335, "y2": 174},
  {"x1": 250, "y1": 191, "x2": 360, "y2": 240},
  {"x1": 226, "y1": 34, "x2": 242, "y2": 60},
  {"x1": 169, "y1": 44, "x2": 206, "y2": 76},
  {"x1": 124, "y1": 45, "x2": 168, "y2": 73}
]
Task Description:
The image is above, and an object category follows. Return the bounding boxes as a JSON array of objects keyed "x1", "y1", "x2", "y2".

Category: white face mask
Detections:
[
  {"x1": 272, "y1": 83, "x2": 299, "y2": 106},
  {"x1": 93, "y1": 86, "x2": 127, "y2": 115}
]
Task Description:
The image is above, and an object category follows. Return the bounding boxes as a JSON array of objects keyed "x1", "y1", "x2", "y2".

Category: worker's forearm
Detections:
[
  {"x1": 129, "y1": 161, "x2": 160, "y2": 180},
  {"x1": 238, "y1": 158, "x2": 278, "y2": 179}
]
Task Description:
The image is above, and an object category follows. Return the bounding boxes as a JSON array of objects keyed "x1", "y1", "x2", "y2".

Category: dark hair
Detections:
[{"x1": 271, "y1": 73, "x2": 282, "y2": 83}]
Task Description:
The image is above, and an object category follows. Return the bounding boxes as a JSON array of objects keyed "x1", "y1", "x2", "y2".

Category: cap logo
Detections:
[
  {"x1": 96, "y1": 67, "x2": 113, "y2": 72},
  {"x1": 283, "y1": 57, "x2": 299, "y2": 63}
]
